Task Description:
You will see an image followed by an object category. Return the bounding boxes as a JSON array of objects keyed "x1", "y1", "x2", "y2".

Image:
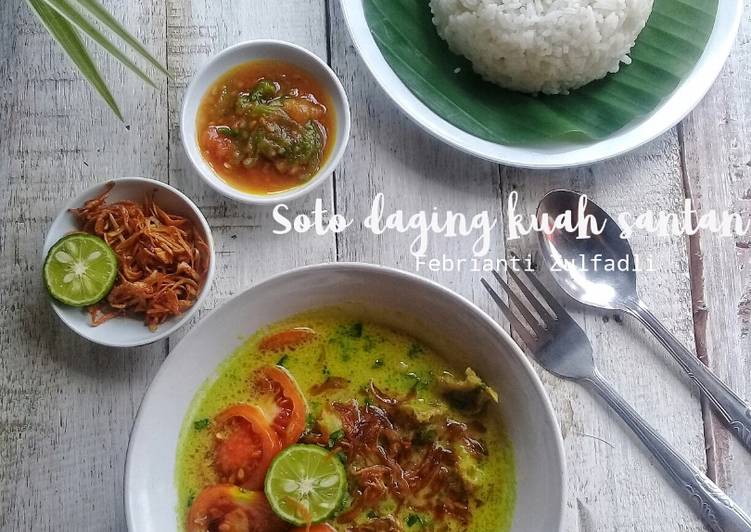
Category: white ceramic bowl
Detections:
[
  {"x1": 340, "y1": 0, "x2": 743, "y2": 168},
  {"x1": 125, "y1": 263, "x2": 566, "y2": 532},
  {"x1": 181, "y1": 40, "x2": 351, "y2": 204},
  {"x1": 43, "y1": 177, "x2": 216, "y2": 348}
]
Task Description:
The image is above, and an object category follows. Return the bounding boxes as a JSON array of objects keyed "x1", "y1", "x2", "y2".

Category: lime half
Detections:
[
  {"x1": 264, "y1": 444, "x2": 347, "y2": 525},
  {"x1": 44, "y1": 233, "x2": 118, "y2": 307}
]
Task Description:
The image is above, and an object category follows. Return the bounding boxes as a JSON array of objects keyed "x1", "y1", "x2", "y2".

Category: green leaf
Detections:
[
  {"x1": 363, "y1": 0, "x2": 718, "y2": 144},
  {"x1": 327, "y1": 429, "x2": 345, "y2": 448},
  {"x1": 193, "y1": 418, "x2": 210, "y2": 431},
  {"x1": 26, "y1": 0, "x2": 123, "y2": 120},
  {"x1": 43, "y1": 0, "x2": 156, "y2": 87},
  {"x1": 71, "y1": 0, "x2": 170, "y2": 77}
]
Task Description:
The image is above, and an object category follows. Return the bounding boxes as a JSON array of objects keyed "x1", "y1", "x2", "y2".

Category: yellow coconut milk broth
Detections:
[{"x1": 176, "y1": 309, "x2": 515, "y2": 531}]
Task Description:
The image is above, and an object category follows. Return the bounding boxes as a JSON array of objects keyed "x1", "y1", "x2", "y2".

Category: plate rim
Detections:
[{"x1": 339, "y1": 0, "x2": 743, "y2": 169}]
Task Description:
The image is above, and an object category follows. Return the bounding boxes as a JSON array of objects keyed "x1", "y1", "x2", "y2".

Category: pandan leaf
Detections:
[
  {"x1": 26, "y1": 0, "x2": 123, "y2": 120},
  {"x1": 71, "y1": 0, "x2": 170, "y2": 77},
  {"x1": 43, "y1": 0, "x2": 156, "y2": 87}
]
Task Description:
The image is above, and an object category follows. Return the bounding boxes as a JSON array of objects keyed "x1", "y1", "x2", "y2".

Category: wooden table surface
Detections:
[{"x1": 1, "y1": 0, "x2": 750, "y2": 530}]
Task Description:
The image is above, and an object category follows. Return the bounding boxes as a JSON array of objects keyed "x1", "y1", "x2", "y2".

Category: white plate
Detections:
[
  {"x1": 43, "y1": 177, "x2": 216, "y2": 348},
  {"x1": 340, "y1": 0, "x2": 743, "y2": 168},
  {"x1": 125, "y1": 263, "x2": 566, "y2": 532}
]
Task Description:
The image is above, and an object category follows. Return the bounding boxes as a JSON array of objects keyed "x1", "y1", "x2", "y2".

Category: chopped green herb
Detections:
[
  {"x1": 193, "y1": 418, "x2": 209, "y2": 431},
  {"x1": 361, "y1": 335, "x2": 376, "y2": 352},
  {"x1": 372, "y1": 358, "x2": 384, "y2": 369},
  {"x1": 215, "y1": 125, "x2": 240, "y2": 138},
  {"x1": 349, "y1": 322, "x2": 363, "y2": 338},
  {"x1": 276, "y1": 354, "x2": 289, "y2": 367},
  {"x1": 367, "y1": 510, "x2": 378, "y2": 519},
  {"x1": 235, "y1": 80, "x2": 278, "y2": 113},
  {"x1": 249, "y1": 79, "x2": 277, "y2": 101},
  {"x1": 328, "y1": 429, "x2": 345, "y2": 448},
  {"x1": 322, "y1": 365, "x2": 331, "y2": 377},
  {"x1": 287, "y1": 121, "x2": 323, "y2": 166},
  {"x1": 335, "y1": 451, "x2": 347, "y2": 465},
  {"x1": 406, "y1": 513, "x2": 424, "y2": 527},
  {"x1": 406, "y1": 372, "x2": 422, "y2": 384},
  {"x1": 414, "y1": 428, "x2": 437, "y2": 445},
  {"x1": 407, "y1": 343, "x2": 423, "y2": 358},
  {"x1": 186, "y1": 491, "x2": 196, "y2": 508},
  {"x1": 336, "y1": 490, "x2": 352, "y2": 513},
  {"x1": 305, "y1": 412, "x2": 317, "y2": 431}
]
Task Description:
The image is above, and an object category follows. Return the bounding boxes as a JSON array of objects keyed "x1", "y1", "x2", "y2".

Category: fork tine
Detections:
[
  {"x1": 489, "y1": 269, "x2": 546, "y2": 336},
  {"x1": 510, "y1": 252, "x2": 567, "y2": 318},
  {"x1": 481, "y1": 278, "x2": 537, "y2": 348},
  {"x1": 501, "y1": 267, "x2": 556, "y2": 324}
]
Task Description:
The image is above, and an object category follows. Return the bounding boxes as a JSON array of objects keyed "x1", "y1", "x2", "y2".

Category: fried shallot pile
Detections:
[
  {"x1": 71, "y1": 184, "x2": 210, "y2": 330},
  {"x1": 304, "y1": 383, "x2": 488, "y2": 531}
]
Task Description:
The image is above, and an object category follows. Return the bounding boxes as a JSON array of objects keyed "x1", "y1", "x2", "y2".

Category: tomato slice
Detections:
[
  {"x1": 202, "y1": 127, "x2": 237, "y2": 162},
  {"x1": 186, "y1": 485, "x2": 287, "y2": 532},
  {"x1": 254, "y1": 366, "x2": 308, "y2": 446},
  {"x1": 258, "y1": 327, "x2": 317, "y2": 352},
  {"x1": 291, "y1": 524, "x2": 337, "y2": 532},
  {"x1": 213, "y1": 405, "x2": 281, "y2": 489}
]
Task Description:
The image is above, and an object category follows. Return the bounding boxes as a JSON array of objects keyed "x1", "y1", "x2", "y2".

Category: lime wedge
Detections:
[
  {"x1": 264, "y1": 444, "x2": 347, "y2": 526},
  {"x1": 43, "y1": 233, "x2": 118, "y2": 307}
]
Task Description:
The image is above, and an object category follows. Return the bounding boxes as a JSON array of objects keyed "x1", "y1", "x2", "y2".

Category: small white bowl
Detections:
[
  {"x1": 125, "y1": 263, "x2": 565, "y2": 532},
  {"x1": 181, "y1": 40, "x2": 351, "y2": 205},
  {"x1": 42, "y1": 177, "x2": 216, "y2": 348}
]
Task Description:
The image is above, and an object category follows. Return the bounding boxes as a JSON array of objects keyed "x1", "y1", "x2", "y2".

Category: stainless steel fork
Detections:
[{"x1": 482, "y1": 267, "x2": 751, "y2": 532}]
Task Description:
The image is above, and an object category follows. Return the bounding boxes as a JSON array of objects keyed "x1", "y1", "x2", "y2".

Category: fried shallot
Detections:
[
  {"x1": 71, "y1": 183, "x2": 210, "y2": 331},
  {"x1": 326, "y1": 383, "x2": 485, "y2": 526}
]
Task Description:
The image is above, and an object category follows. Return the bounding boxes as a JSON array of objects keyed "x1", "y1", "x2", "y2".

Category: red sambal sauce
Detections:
[{"x1": 196, "y1": 60, "x2": 335, "y2": 195}]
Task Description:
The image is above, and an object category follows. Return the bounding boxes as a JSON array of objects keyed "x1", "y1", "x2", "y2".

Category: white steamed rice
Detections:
[{"x1": 429, "y1": 0, "x2": 654, "y2": 94}]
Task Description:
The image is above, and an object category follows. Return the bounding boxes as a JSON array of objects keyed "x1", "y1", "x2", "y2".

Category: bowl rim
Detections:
[
  {"x1": 124, "y1": 261, "x2": 567, "y2": 531},
  {"x1": 180, "y1": 39, "x2": 352, "y2": 205},
  {"x1": 339, "y1": 0, "x2": 743, "y2": 169},
  {"x1": 42, "y1": 176, "x2": 216, "y2": 348}
]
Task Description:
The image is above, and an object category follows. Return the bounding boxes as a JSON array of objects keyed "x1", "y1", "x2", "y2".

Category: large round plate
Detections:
[
  {"x1": 340, "y1": 0, "x2": 742, "y2": 168},
  {"x1": 125, "y1": 263, "x2": 565, "y2": 531}
]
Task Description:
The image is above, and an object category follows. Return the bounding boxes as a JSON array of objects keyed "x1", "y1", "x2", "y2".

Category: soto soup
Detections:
[
  {"x1": 176, "y1": 309, "x2": 515, "y2": 531},
  {"x1": 196, "y1": 60, "x2": 335, "y2": 195}
]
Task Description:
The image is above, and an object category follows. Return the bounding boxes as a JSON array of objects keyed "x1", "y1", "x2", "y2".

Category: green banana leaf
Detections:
[{"x1": 363, "y1": 0, "x2": 718, "y2": 144}]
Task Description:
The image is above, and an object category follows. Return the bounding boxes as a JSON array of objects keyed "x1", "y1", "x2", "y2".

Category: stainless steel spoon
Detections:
[{"x1": 536, "y1": 189, "x2": 751, "y2": 452}]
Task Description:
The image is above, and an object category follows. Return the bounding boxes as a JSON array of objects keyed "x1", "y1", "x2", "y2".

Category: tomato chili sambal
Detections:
[{"x1": 197, "y1": 60, "x2": 335, "y2": 195}]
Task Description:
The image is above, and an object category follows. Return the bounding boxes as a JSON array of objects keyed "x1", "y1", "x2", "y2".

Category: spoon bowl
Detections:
[
  {"x1": 536, "y1": 188, "x2": 751, "y2": 454},
  {"x1": 536, "y1": 190, "x2": 637, "y2": 310}
]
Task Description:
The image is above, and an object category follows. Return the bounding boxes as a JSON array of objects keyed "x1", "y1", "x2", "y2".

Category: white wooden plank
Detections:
[
  {"x1": 1, "y1": 0, "x2": 746, "y2": 530},
  {"x1": 0, "y1": 1, "x2": 168, "y2": 530},
  {"x1": 681, "y1": 2, "x2": 751, "y2": 508},
  {"x1": 164, "y1": 0, "x2": 336, "y2": 343},
  {"x1": 501, "y1": 133, "x2": 708, "y2": 531},
  {"x1": 327, "y1": 2, "x2": 505, "y2": 321},
  {"x1": 0, "y1": 0, "x2": 335, "y2": 530},
  {"x1": 330, "y1": 2, "x2": 708, "y2": 529}
]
